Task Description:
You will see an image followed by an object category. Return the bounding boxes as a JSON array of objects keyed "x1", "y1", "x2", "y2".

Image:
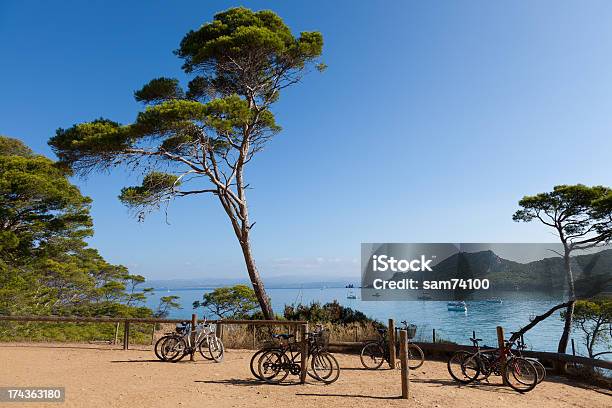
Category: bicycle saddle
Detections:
[{"x1": 272, "y1": 333, "x2": 294, "y2": 340}]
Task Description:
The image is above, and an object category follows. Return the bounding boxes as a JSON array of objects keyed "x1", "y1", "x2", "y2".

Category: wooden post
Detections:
[
  {"x1": 432, "y1": 328, "x2": 436, "y2": 344},
  {"x1": 496, "y1": 326, "x2": 505, "y2": 350},
  {"x1": 190, "y1": 314, "x2": 197, "y2": 361},
  {"x1": 252, "y1": 324, "x2": 256, "y2": 349},
  {"x1": 123, "y1": 321, "x2": 130, "y2": 350},
  {"x1": 571, "y1": 338, "x2": 576, "y2": 356},
  {"x1": 399, "y1": 329, "x2": 410, "y2": 399},
  {"x1": 299, "y1": 323, "x2": 308, "y2": 384},
  {"x1": 388, "y1": 318, "x2": 396, "y2": 368},
  {"x1": 217, "y1": 321, "x2": 223, "y2": 340},
  {"x1": 114, "y1": 322, "x2": 120, "y2": 345}
]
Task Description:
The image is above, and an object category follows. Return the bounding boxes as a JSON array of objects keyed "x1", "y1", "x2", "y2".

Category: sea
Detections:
[{"x1": 145, "y1": 286, "x2": 607, "y2": 357}]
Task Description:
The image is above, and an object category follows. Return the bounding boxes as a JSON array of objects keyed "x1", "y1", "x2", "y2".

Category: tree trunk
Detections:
[
  {"x1": 558, "y1": 300, "x2": 574, "y2": 353},
  {"x1": 239, "y1": 238, "x2": 274, "y2": 320},
  {"x1": 558, "y1": 249, "x2": 575, "y2": 353},
  {"x1": 509, "y1": 301, "x2": 572, "y2": 342}
]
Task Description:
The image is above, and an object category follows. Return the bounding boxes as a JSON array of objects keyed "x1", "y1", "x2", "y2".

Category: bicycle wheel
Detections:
[
  {"x1": 258, "y1": 349, "x2": 290, "y2": 384},
  {"x1": 207, "y1": 336, "x2": 224, "y2": 363},
  {"x1": 197, "y1": 337, "x2": 214, "y2": 360},
  {"x1": 447, "y1": 351, "x2": 479, "y2": 384},
  {"x1": 311, "y1": 352, "x2": 340, "y2": 384},
  {"x1": 528, "y1": 359, "x2": 546, "y2": 384},
  {"x1": 160, "y1": 336, "x2": 187, "y2": 362},
  {"x1": 305, "y1": 355, "x2": 320, "y2": 380},
  {"x1": 503, "y1": 357, "x2": 537, "y2": 393},
  {"x1": 250, "y1": 349, "x2": 268, "y2": 380},
  {"x1": 154, "y1": 335, "x2": 172, "y2": 361},
  {"x1": 360, "y1": 342, "x2": 385, "y2": 369},
  {"x1": 407, "y1": 343, "x2": 425, "y2": 369}
]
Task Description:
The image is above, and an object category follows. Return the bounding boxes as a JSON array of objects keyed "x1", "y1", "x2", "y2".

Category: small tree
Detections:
[
  {"x1": 513, "y1": 184, "x2": 612, "y2": 352},
  {"x1": 154, "y1": 295, "x2": 182, "y2": 318},
  {"x1": 48, "y1": 8, "x2": 324, "y2": 319},
  {"x1": 563, "y1": 298, "x2": 611, "y2": 359},
  {"x1": 193, "y1": 284, "x2": 259, "y2": 319}
]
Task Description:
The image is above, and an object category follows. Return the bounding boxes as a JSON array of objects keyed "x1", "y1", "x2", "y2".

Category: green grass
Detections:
[{"x1": 0, "y1": 322, "x2": 155, "y2": 345}]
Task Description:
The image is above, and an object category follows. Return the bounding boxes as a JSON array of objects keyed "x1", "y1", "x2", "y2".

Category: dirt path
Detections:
[{"x1": 0, "y1": 343, "x2": 609, "y2": 407}]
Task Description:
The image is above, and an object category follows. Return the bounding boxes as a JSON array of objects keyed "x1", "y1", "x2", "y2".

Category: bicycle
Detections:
[
  {"x1": 447, "y1": 336, "x2": 538, "y2": 393},
  {"x1": 511, "y1": 332, "x2": 546, "y2": 384},
  {"x1": 252, "y1": 327, "x2": 340, "y2": 384},
  {"x1": 360, "y1": 321, "x2": 424, "y2": 370},
  {"x1": 155, "y1": 320, "x2": 224, "y2": 362}
]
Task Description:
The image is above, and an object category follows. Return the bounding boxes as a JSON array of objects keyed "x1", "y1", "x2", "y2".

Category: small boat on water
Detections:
[
  {"x1": 371, "y1": 292, "x2": 381, "y2": 298},
  {"x1": 346, "y1": 288, "x2": 357, "y2": 299},
  {"x1": 447, "y1": 301, "x2": 467, "y2": 312},
  {"x1": 485, "y1": 298, "x2": 502, "y2": 304},
  {"x1": 417, "y1": 294, "x2": 433, "y2": 300}
]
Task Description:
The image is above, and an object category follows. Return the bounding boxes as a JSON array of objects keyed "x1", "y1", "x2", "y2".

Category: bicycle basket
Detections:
[
  {"x1": 175, "y1": 322, "x2": 189, "y2": 334},
  {"x1": 406, "y1": 324, "x2": 417, "y2": 339}
]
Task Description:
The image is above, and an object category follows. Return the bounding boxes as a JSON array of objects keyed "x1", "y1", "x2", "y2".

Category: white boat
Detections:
[
  {"x1": 447, "y1": 301, "x2": 467, "y2": 312},
  {"x1": 346, "y1": 289, "x2": 357, "y2": 299}
]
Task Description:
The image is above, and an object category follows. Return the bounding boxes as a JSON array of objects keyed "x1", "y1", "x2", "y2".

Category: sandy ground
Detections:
[{"x1": 0, "y1": 343, "x2": 610, "y2": 408}]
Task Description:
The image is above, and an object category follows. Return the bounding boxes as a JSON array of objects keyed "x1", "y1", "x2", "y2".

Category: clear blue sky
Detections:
[{"x1": 1, "y1": 1, "x2": 611, "y2": 281}]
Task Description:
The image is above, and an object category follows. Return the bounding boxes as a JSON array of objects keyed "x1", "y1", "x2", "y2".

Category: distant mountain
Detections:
[{"x1": 386, "y1": 249, "x2": 612, "y2": 297}]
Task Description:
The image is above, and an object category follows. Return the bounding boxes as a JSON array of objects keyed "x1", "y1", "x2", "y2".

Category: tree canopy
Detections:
[
  {"x1": 0, "y1": 136, "x2": 156, "y2": 317},
  {"x1": 193, "y1": 284, "x2": 259, "y2": 319},
  {"x1": 513, "y1": 184, "x2": 612, "y2": 252},
  {"x1": 48, "y1": 7, "x2": 324, "y2": 319},
  {"x1": 563, "y1": 298, "x2": 611, "y2": 358}
]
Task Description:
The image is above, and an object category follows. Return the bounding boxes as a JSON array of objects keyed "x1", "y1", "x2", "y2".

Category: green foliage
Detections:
[
  {"x1": 193, "y1": 284, "x2": 260, "y2": 319},
  {"x1": 47, "y1": 6, "x2": 320, "y2": 201},
  {"x1": 0, "y1": 321, "x2": 154, "y2": 344},
  {"x1": 0, "y1": 138, "x2": 92, "y2": 262},
  {"x1": 0, "y1": 136, "x2": 34, "y2": 157},
  {"x1": 134, "y1": 77, "x2": 184, "y2": 104},
  {"x1": 284, "y1": 300, "x2": 380, "y2": 326},
  {"x1": 0, "y1": 136, "x2": 154, "y2": 320},
  {"x1": 119, "y1": 172, "x2": 179, "y2": 210},
  {"x1": 513, "y1": 185, "x2": 612, "y2": 246},
  {"x1": 176, "y1": 7, "x2": 323, "y2": 77},
  {"x1": 50, "y1": 119, "x2": 131, "y2": 172},
  {"x1": 155, "y1": 295, "x2": 182, "y2": 318},
  {"x1": 563, "y1": 298, "x2": 612, "y2": 357}
]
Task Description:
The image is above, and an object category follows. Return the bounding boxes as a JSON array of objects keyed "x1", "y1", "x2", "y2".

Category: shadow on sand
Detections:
[
  {"x1": 195, "y1": 378, "x2": 269, "y2": 387},
  {"x1": 295, "y1": 393, "x2": 401, "y2": 400}
]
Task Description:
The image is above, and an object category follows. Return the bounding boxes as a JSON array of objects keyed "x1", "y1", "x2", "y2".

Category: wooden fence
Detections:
[
  {"x1": 328, "y1": 323, "x2": 612, "y2": 373},
  {"x1": 1, "y1": 315, "x2": 610, "y2": 389},
  {"x1": 0, "y1": 315, "x2": 307, "y2": 351}
]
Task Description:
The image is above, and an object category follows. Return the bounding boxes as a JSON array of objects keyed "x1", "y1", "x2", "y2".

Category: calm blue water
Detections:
[{"x1": 146, "y1": 287, "x2": 601, "y2": 356}]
